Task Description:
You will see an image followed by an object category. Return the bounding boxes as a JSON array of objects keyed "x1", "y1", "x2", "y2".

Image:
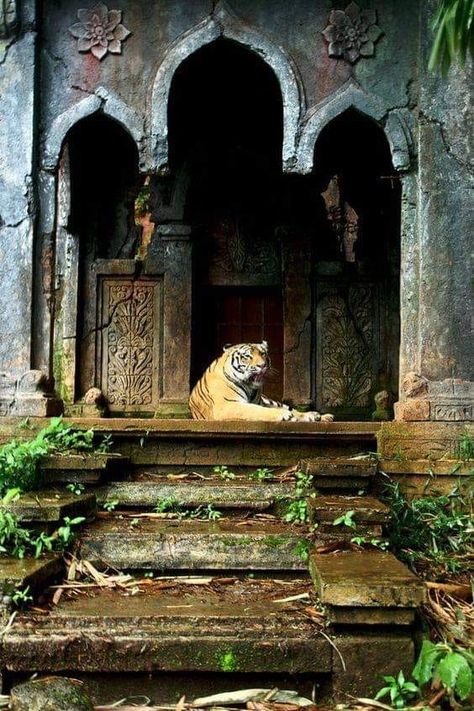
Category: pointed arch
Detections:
[
  {"x1": 149, "y1": 2, "x2": 305, "y2": 172},
  {"x1": 42, "y1": 88, "x2": 144, "y2": 171},
  {"x1": 296, "y1": 81, "x2": 412, "y2": 173}
]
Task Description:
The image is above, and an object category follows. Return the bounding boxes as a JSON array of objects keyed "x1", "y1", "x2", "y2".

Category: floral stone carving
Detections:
[
  {"x1": 69, "y1": 3, "x2": 131, "y2": 60},
  {"x1": 322, "y1": 2, "x2": 383, "y2": 64}
]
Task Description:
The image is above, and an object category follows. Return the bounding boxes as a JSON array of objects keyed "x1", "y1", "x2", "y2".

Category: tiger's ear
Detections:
[
  {"x1": 261, "y1": 340, "x2": 268, "y2": 352},
  {"x1": 223, "y1": 343, "x2": 232, "y2": 352}
]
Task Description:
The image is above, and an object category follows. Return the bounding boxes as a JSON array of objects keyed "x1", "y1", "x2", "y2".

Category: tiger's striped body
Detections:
[{"x1": 189, "y1": 341, "x2": 334, "y2": 422}]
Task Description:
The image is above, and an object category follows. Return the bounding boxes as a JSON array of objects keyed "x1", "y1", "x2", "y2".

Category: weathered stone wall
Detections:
[{"x1": 0, "y1": 0, "x2": 472, "y2": 419}]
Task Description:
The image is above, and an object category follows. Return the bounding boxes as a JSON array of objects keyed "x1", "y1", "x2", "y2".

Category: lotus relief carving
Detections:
[
  {"x1": 322, "y1": 2, "x2": 383, "y2": 64},
  {"x1": 69, "y1": 3, "x2": 131, "y2": 60}
]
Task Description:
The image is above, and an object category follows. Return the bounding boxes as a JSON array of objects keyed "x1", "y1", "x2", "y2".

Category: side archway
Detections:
[
  {"x1": 150, "y1": 1, "x2": 304, "y2": 172},
  {"x1": 296, "y1": 81, "x2": 412, "y2": 173}
]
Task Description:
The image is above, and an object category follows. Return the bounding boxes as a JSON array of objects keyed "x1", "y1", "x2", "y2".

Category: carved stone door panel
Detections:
[
  {"x1": 98, "y1": 277, "x2": 163, "y2": 413},
  {"x1": 315, "y1": 283, "x2": 380, "y2": 418}
]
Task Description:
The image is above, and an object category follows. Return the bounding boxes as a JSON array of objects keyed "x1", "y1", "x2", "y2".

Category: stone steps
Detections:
[
  {"x1": 0, "y1": 422, "x2": 428, "y2": 704},
  {"x1": 80, "y1": 516, "x2": 310, "y2": 571},
  {"x1": 95, "y1": 478, "x2": 297, "y2": 510},
  {"x1": 0, "y1": 489, "x2": 96, "y2": 523},
  {"x1": 1, "y1": 576, "x2": 332, "y2": 675}
]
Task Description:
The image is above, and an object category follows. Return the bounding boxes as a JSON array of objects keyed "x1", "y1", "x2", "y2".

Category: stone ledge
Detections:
[
  {"x1": 0, "y1": 555, "x2": 64, "y2": 598},
  {"x1": 0, "y1": 490, "x2": 96, "y2": 523},
  {"x1": 308, "y1": 495, "x2": 390, "y2": 525},
  {"x1": 310, "y1": 550, "x2": 426, "y2": 608}
]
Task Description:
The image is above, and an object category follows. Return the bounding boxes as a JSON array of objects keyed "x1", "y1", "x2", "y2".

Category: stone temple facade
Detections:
[{"x1": 0, "y1": 0, "x2": 472, "y2": 422}]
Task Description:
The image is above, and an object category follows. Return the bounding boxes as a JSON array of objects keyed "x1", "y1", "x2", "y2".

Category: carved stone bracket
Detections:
[
  {"x1": 0, "y1": 370, "x2": 63, "y2": 417},
  {"x1": 395, "y1": 373, "x2": 474, "y2": 422}
]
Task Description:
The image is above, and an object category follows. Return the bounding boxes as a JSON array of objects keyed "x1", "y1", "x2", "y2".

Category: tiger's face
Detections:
[{"x1": 222, "y1": 341, "x2": 270, "y2": 387}]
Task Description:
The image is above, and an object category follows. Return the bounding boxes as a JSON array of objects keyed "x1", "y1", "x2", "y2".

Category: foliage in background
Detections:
[
  {"x1": 382, "y1": 474, "x2": 473, "y2": 577},
  {"x1": 0, "y1": 417, "x2": 110, "y2": 496},
  {"x1": 429, "y1": 0, "x2": 474, "y2": 75}
]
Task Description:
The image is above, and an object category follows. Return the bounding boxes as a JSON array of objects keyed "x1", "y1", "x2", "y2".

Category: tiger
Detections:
[{"x1": 189, "y1": 341, "x2": 335, "y2": 422}]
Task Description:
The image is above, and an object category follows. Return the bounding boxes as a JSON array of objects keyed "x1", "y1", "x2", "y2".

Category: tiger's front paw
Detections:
[
  {"x1": 299, "y1": 411, "x2": 321, "y2": 422},
  {"x1": 321, "y1": 413, "x2": 335, "y2": 422}
]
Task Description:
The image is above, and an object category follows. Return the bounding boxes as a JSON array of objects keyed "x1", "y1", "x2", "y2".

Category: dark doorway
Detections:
[{"x1": 168, "y1": 38, "x2": 284, "y2": 395}]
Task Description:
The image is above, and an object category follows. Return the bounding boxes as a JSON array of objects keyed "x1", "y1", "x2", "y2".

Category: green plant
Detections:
[
  {"x1": 333, "y1": 510, "x2": 356, "y2": 528},
  {"x1": 248, "y1": 467, "x2": 273, "y2": 481},
  {"x1": 57, "y1": 516, "x2": 85, "y2": 546},
  {"x1": 284, "y1": 498, "x2": 309, "y2": 524},
  {"x1": 351, "y1": 535, "x2": 389, "y2": 550},
  {"x1": 293, "y1": 538, "x2": 311, "y2": 562},
  {"x1": 188, "y1": 504, "x2": 222, "y2": 521},
  {"x1": 0, "y1": 511, "x2": 84, "y2": 559},
  {"x1": 154, "y1": 497, "x2": 182, "y2": 514},
  {"x1": 0, "y1": 417, "x2": 110, "y2": 496},
  {"x1": 383, "y1": 474, "x2": 473, "y2": 575},
  {"x1": 429, "y1": 0, "x2": 474, "y2": 75},
  {"x1": 213, "y1": 465, "x2": 236, "y2": 481},
  {"x1": 455, "y1": 433, "x2": 474, "y2": 461},
  {"x1": 11, "y1": 585, "x2": 33, "y2": 608},
  {"x1": 66, "y1": 483, "x2": 86, "y2": 496},
  {"x1": 374, "y1": 670, "x2": 420, "y2": 709},
  {"x1": 413, "y1": 639, "x2": 473, "y2": 703},
  {"x1": 102, "y1": 499, "x2": 119, "y2": 512},
  {"x1": 294, "y1": 470, "x2": 313, "y2": 495}
]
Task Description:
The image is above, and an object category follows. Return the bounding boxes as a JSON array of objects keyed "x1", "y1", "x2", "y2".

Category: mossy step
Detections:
[
  {"x1": 80, "y1": 518, "x2": 310, "y2": 571},
  {"x1": 41, "y1": 453, "x2": 129, "y2": 484},
  {"x1": 1, "y1": 576, "x2": 332, "y2": 674},
  {"x1": 299, "y1": 457, "x2": 376, "y2": 491},
  {"x1": 96, "y1": 480, "x2": 296, "y2": 510},
  {"x1": 0, "y1": 490, "x2": 96, "y2": 523},
  {"x1": 310, "y1": 550, "x2": 426, "y2": 609},
  {"x1": 0, "y1": 555, "x2": 63, "y2": 599},
  {"x1": 308, "y1": 495, "x2": 390, "y2": 525}
]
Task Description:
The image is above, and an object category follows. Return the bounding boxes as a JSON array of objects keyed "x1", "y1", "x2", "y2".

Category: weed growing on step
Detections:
[
  {"x1": 154, "y1": 498, "x2": 223, "y2": 521},
  {"x1": 213, "y1": 465, "x2": 236, "y2": 480},
  {"x1": 66, "y1": 483, "x2": 86, "y2": 496},
  {"x1": 248, "y1": 467, "x2": 273, "y2": 481},
  {"x1": 0, "y1": 506, "x2": 85, "y2": 559},
  {"x1": 0, "y1": 417, "x2": 110, "y2": 496},
  {"x1": 351, "y1": 535, "x2": 389, "y2": 550},
  {"x1": 293, "y1": 538, "x2": 311, "y2": 562},
  {"x1": 332, "y1": 510, "x2": 356, "y2": 528},
  {"x1": 10, "y1": 585, "x2": 33, "y2": 608},
  {"x1": 284, "y1": 498, "x2": 310, "y2": 524},
  {"x1": 102, "y1": 499, "x2": 119, "y2": 512},
  {"x1": 382, "y1": 474, "x2": 473, "y2": 576}
]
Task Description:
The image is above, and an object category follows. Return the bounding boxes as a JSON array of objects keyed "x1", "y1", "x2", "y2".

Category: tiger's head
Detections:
[{"x1": 221, "y1": 341, "x2": 270, "y2": 388}]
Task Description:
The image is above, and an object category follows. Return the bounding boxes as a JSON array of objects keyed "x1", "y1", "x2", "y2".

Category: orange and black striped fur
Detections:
[{"x1": 189, "y1": 341, "x2": 334, "y2": 422}]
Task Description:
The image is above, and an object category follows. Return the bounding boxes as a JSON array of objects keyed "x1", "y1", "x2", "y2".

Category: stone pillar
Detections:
[
  {"x1": 0, "y1": 1, "x2": 36, "y2": 380},
  {"x1": 146, "y1": 224, "x2": 193, "y2": 409},
  {"x1": 395, "y1": 1, "x2": 473, "y2": 422},
  {"x1": 279, "y1": 226, "x2": 312, "y2": 405}
]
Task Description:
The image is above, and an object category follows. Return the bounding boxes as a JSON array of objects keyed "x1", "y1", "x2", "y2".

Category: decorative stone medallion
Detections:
[
  {"x1": 322, "y1": 2, "x2": 383, "y2": 64},
  {"x1": 69, "y1": 3, "x2": 131, "y2": 60}
]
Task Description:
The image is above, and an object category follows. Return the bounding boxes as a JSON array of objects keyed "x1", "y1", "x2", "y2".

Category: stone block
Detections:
[
  {"x1": 394, "y1": 398, "x2": 430, "y2": 421},
  {"x1": 310, "y1": 550, "x2": 426, "y2": 608},
  {"x1": 10, "y1": 677, "x2": 93, "y2": 711}
]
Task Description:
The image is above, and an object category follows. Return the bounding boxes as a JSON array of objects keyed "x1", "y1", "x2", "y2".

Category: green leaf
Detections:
[
  {"x1": 374, "y1": 686, "x2": 391, "y2": 700},
  {"x1": 413, "y1": 640, "x2": 440, "y2": 685},
  {"x1": 455, "y1": 658, "x2": 473, "y2": 700},
  {"x1": 438, "y1": 652, "x2": 472, "y2": 698}
]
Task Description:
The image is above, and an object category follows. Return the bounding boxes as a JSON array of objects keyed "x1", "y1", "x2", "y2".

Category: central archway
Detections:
[{"x1": 168, "y1": 37, "x2": 285, "y2": 399}]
